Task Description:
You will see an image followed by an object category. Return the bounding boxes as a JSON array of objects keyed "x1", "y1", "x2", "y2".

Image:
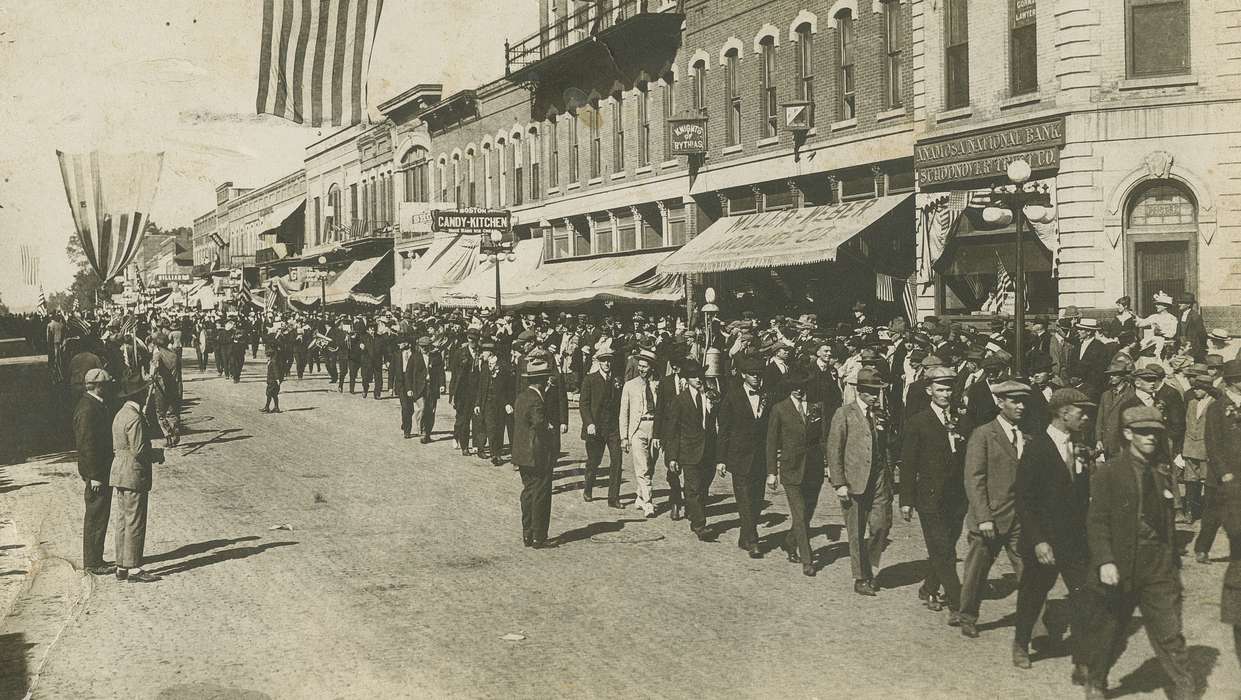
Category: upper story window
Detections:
[
  {"x1": 437, "y1": 161, "x2": 447, "y2": 203},
  {"x1": 692, "y1": 60, "x2": 707, "y2": 113},
  {"x1": 589, "y1": 100, "x2": 602, "y2": 179},
  {"x1": 450, "y1": 157, "x2": 460, "y2": 205},
  {"x1": 662, "y1": 72, "x2": 676, "y2": 158},
  {"x1": 760, "y1": 37, "x2": 778, "y2": 138},
  {"x1": 1127, "y1": 0, "x2": 1190, "y2": 78},
  {"x1": 547, "y1": 118, "x2": 560, "y2": 188},
  {"x1": 569, "y1": 113, "x2": 581, "y2": 182},
  {"x1": 637, "y1": 82, "x2": 651, "y2": 167},
  {"x1": 1010, "y1": 0, "x2": 1037, "y2": 95},
  {"x1": 466, "y1": 149, "x2": 478, "y2": 207},
  {"x1": 496, "y1": 138, "x2": 508, "y2": 205},
  {"x1": 511, "y1": 136, "x2": 522, "y2": 206},
  {"x1": 836, "y1": 10, "x2": 856, "y2": 120},
  {"x1": 612, "y1": 91, "x2": 625, "y2": 171},
  {"x1": 526, "y1": 129, "x2": 540, "y2": 202},
  {"x1": 944, "y1": 0, "x2": 970, "y2": 109},
  {"x1": 883, "y1": 1, "x2": 903, "y2": 108},
  {"x1": 795, "y1": 23, "x2": 815, "y2": 127},
  {"x1": 724, "y1": 49, "x2": 741, "y2": 146}
]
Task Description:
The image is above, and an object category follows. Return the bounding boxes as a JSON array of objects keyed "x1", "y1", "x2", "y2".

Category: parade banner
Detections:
[{"x1": 57, "y1": 149, "x2": 165, "y2": 282}]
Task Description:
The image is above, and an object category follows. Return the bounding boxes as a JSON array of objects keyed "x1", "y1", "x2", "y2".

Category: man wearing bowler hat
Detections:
[
  {"x1": 717, "y1": 353, "x2": 772, "y2": 558},
  {"x1": 513, "y1": 357, "x2": 558, "y2": 548},
  {"x1": 74, "y1": 368, "x2": 116, "y2": 575},
  {"x1": 109, "y1": 373, "x2": 164, "y2": 583},
  {"x1": 958, "y1": 378, "x2": 1031, "y2": 638},
  {"x1": 1083, "y1": 406, "x2": 1195, "y2": 699},
  {"x1": 828, "y1": 366, "x2": 893, "y2": 596},
  {"x1": 580, "y1": 346, "x2": 625, "y2": 507}
]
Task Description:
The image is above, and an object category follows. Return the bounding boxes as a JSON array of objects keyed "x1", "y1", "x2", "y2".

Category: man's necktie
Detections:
[
  {"x1": 644, "y1": 379, "x2": 654, "y2": 413},
  {"x1": 1011, "y1": 427, "x2": 1021, "y2": 458}
]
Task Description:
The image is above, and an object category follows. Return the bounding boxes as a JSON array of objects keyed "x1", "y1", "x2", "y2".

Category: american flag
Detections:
[
  {"x1": 902, "y1": 274, "x2": 918, "y2": 322},
  {"x1": 256, "y1": 0, "x2": 385, "y2": 127},
  {"x1": 36, "y1": 288, "x2": 47, "y2": 314},
  {"x1": 20, "y1": 245, "x2": 39, "y2": 287},
  {"x1": 982, "y1": 254, "x2": 1014, "y2": 315},
  {"x1": 56, "y1": 150, "x2": 165, "y2": 282}
]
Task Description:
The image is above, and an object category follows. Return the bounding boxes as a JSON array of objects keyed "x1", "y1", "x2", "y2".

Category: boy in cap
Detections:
[
  {"x1": 1083, "y1": 406, "x2": 1195, "y2": 699},
  {"x1": 261, "y1": 350, "x2": 282, "y2": 413}
]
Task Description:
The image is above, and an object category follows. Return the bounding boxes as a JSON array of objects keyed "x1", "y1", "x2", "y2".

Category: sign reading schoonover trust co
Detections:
[{"x1": 915, "y1": 116, "x2": 1065, "y2": 188}]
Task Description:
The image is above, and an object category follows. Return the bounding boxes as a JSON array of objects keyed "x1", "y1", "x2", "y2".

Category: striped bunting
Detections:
[
  {"x1": 56, "y1": 150, "x2": 165, "y2": 282},
  {"x1": 256, "y1": 0, "x2": 385, "y2": 127}
]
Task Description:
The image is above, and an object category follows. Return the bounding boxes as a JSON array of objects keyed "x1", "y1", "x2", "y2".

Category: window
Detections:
[
  {"x1": 572, "y1": 217, "x2": 590, "y2": 254},
  {"x1": 692, "y1": 60, "x2": 707, "y2": 113},
  {"x1": 592, "y1": 216, "x2": 614, "y2": 254},
  {"x1": 641, "y1": 211, "x2": 661, "y2": 248},
  {"x1": 944, "y1": 0, "x2": 970, "y2": 109},
  {"x1": 438, "y1": 162, "x2": 447, "y2": 203},
  {"x1": 1010, "y1": 0, "x2": 1037, "y2": 95},
  {"x1": 841, "y1": 171, "x2": 876, "y2": 201},
  {"x1": 637, "y1": 83, "x2": 650, "y2": 167},
  {"x1": 1125, "y1": 181, "x2": 1199, "y2": 315},
  {"x1": 528, "y1": 129, "x2": 540, "y2": 201},
  {"x1": 569, "y1": 115, "x2": 580, "y2": 182},
  {"x1": 451, "y1": 157, "x2": 460, "y2": 205},
  {"x1": 313, "y1": 196, "x2": 321, "y2": 243},
  {"x1": 836, "y1": 11, "x2": 856, "y2": 120},
  {"x1": 617, "y1": 212, "x2": 637, "y2": 251},
  {"x1": 760, "y1": 37, "x2": 778, "y2": 138},
  {"x1": 795, "y1": 24, "x2": 815, "y2": 127},
  {"x1": 467, "y1": 150, "x2": 477, "y2": 207},
  {"x1": 552, "y1": 221, "x2": 571, "y2": 259},
  {"x1": 360, "y1": 180, "x2": 368, "y2": 227},
  {"x1": 725, "y1": 50, "x2": 741, "y2": 146},
  {"x1": 402, "y1": 148, "x2": 428, "y2": 203},
  {"x1": 612, "y1": 92, "x2": 625, "y2": 171},
  {"x1": 548, "y1": 118, "x2": 559, "y2": 187},
  {"x1": 498, "y1": 138, "x2": 508, "y2": 205},
  {"x1": 939, "y1": 212, "x2": 1057, "y2": 314},
  {"x1": 515, "y1": 136, "x2": 526, "y2": 206},
  {"x1": 543, "y1": 229, "x2": 554, "y2": 260},
  {"x1": 350, "y1": 183, "x2": 358, "y2": 222},
  {"x1": 662, "y1": 72, "x2": 675, "y2": 158},
  {"x1": 665, "y1": 201, "x2": 688, "y2": 246},
  {"x1": 1127, "y1": 0, "x2": 1189, "y2": 78},
  {"x1": 883, "y1": 2, "x2": 903, "y2": 107},
  {"x1": 589, "y1": 101, "x2": 601, "y2": 179}
]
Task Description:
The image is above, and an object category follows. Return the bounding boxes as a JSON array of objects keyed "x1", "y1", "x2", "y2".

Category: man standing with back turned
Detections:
[{"x1": 74, "y1": 368, "x2": 115, "y2": 576}]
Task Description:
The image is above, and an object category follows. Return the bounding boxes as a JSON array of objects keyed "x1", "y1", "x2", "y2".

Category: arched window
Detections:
[
  {"x1": 835, "y1": 9, "x2": 855, "y2": 120},
  {"x1": 451, "y1": 155, "x2": 461, "y2": 205},
  {"x1": 481, "y1": 144, "x2": 492, "y2": 207},
  {"x1": 527, "y1": 126, "x2": 541, "y2": 201},
  {"x1": 794, "y1": 23, "x2": 815, "y2": 127},
  {"x1": 497, "y1": 137, "x2": 508, "y2": 204},
  {"x1": 661, "y1": 71, "x2": 676, "y2": 156},
  {"x1": 1125, "y1": 180, "x2": 1199, "y2": 315},
  {"x1": 512, "y1": 133, "x2": 524, "y2": 206},
  {"x1": 724, "y1": 49, "x2": 741, "y2": 145},
  {"x1": 692, "y1": 59, "x2": 707, "y2": 113},
  {"x1": 326, "y1": 184, "x2": 341, "y2": 242},
  {"x1": 760, "y1": 36, "x2": 777, "y2": 137},
  {"x1": 401, "y1": 147, "x2": 429, "y2": 203},
  {"x1": 636, "y1": 82, "x2": 650, "y2": 167},
  {"x1": 466, "y1": 148, "x2": 478, "y2": 207}
]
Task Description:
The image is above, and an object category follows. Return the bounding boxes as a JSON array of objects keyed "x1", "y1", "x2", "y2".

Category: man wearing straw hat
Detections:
[
  {"x1": 1070, "y1": 317, "x2": 1110, "y2": 401},
  {"x1": 109, "y1": 373, "x2": 164, "y2": 583},
  {"x1": 619, "y1": 348, "x2": 662, "y2": 518}
]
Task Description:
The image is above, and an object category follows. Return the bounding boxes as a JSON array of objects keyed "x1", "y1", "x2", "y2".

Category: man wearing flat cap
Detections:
[
  {"x1": 1106, "y1": 364, "x2": 1185, "y2": 475},
  {"x1": 74, "y1": 368, "x2": 116, "y2": 575},
  {"x1": 1012, "y1": 388, "x2": 1097, "y2": 677},
  {"x1": 580, "y1": 346, "x2": 625, "y2": 507},
  {"x1": 1083, "y1": 406, "x2": 1195, "y2": 699},
  {"x1": 828, "y1": 367, "x2": 893, "y2": 596},
  {"x1": 900, "y1": 365, "x2": 968, "y2": 617},
  {"x1": 958, "y1": 378, "x2": 1031, "y2": 638},
  {"x1": 717, "y1": 353, "x2": 772, "y2": 558},
  {"x1": 1095, "y1": 356, "x2": 1135, "y2": 459}
]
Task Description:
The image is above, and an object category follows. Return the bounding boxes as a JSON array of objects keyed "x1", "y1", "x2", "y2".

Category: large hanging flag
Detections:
[
  {"x1": 20, "y1": 245, "x2": 39, "y2": 287},
  {"x1": 256, "y1": 0, "x2": 385, "y2": 127},
  {"x1": 56, "y1": 150, "x2": 165, "y2": 282}
]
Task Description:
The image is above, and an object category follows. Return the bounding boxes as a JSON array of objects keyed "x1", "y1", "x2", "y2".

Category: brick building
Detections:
[{"x1": 912, "y1": 0, "x2": 1241, "y2": 324}]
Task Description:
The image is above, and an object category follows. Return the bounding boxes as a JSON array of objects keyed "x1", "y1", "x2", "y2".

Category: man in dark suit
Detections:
[
  {"x1": 653, "y1": 355, "x2": 687, "y2": 520},
  {"x1": 900, "y1": 366, "x2": 968, "y2": 619},
  {"x1": 579, "y1": 347, "x2": 624, "y2": 507},
  {"x1": 807, "y1": 340, "x2": 843, "y2": 420},
  {"x1": 396, "y1": 336, "x2": 446, "y2": 443},
  {"x1": 664, "y1": 359, "x2": 718, "y2": 540},
  {"x1": 716, "y1": 354, "x2": 771, "y2": 558},
  {"x1": 828, "y1": 367, "x2": 893, "y2": 596},
  {"x1": 1177, "y1": 294, "x2": 1208, "y2": 361},
  {"x1": 477, "y1": 350, "x2": 514, "y2": 465},
  {"x1": 767, "y1": 368, "x2": 827, "y2": 576},
  {"x1": 1104, "y1": 364, "x2": 1185, "y2": 468},
  {"x1": 1021, "y1": 352, "x2": 1057, "y2": 433},
  {"x1": 449, "y1": 331, "x2": 481, "y2": 455},
  {"x1": 1070, "y1": 318, "x2": 1111, "y2": 401},
  {"x1": 74, "y1": 368, "x2": 115, "y2": 575},
  {"x1": 1083, "y1": 406, "x2": 1195, "y2": 700},
  {"x1": 958, "y1": 379, "x2": 1031, "y2": 638},
  {"x1": 1206, "y1": 360, "x2": 1241, "y2": 666},
  {"x1": 513, "y1": 357, "x2": 557, "y2": 549},
  {"x1": 1013, "y1": 389, "x2": 1096, "y2": 679},
  {"x1": 763, "y1": 343, "x2": 794, "y2": 404},
  {"x1": 964, "y1": 355, "x2": 1005, "y2": 428}
]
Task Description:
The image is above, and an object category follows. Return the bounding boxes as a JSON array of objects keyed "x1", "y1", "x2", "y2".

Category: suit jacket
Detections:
[
  {"x1": 579, "y1": 370, "x2": 622, "y2": 439},
  {"x1": 826, "y1": 401, "x2": 886, "y2": 494},
  {"x1": 396, "y1": 349, "x2": 445, "y2": 400},
  {"x1": 717, "y1": 384, "x2": 772, "y2": 475},
  {"x1": 1179, "y1": 309, "x2": 1208, "y2": 360},
  {"x1": 1088, "y1": 450, "x2": 1179, "y2": 587},
  {"x1": 109, "y1": 401, "x2": 154, "y2": 492},
  {"x1": 476, "y1": 365, "x2": 514, "y2": 415},
  {"x1": 73, "y1": 394, "x2": 113, "y2": 482},
  {"x1": 652, "y1": 372, "x2": 684, "y2": 441},
  {"x1": 450, "y1": 350, "x2": 481, "y2": 407},
  {"x1": 965, "y1": 378, "x2": 1000, "y2": 428},
  {"x1": 763, "y1": 361, "x2": 792, "y2": 403},
  {"x1": 618, "y1": 375, "x2": 659, "y2": 441},
  {"x1": 1096, "y1": 384, "x2": 1135, "y2": 456},
  {"x1": 1204, "y1": 394, "x2": 1241, "y2": 485},
  {"x1": 899, "y1": 407, "x2": 965, "y2": 513},
  {"x1": 1022, "y1": 386, "x2": 1052, "y2": 433},
  {"x1": 963, "y1": 417, "x2": 1026, "y2": 534},
  {"x1": 512, "y1": 386, "x2": 551, "y2": 469},
  {"x1": 807, "y1": 362, "x2": 843, "y2": 419},
  {"x1": 1069, "y1": 338, "x2": 1111, "y2": 399},
  {"x1": 765, "y1": 396, "x2": 827, "y2": 485},
  {"x1": 1016, "y1": 431, "x2": 1091, "y2": 561},
  {"x1": 663, "y1": 388, "x2": 717, "y2": 467}
]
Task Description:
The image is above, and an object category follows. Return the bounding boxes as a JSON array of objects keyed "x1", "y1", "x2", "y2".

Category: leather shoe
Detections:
[
  {"x1": 1196, "y1": 551, "x2": 1211, "y2": 564},
  {"x1": 1012, "y1": 643, "x2": 1032, "y2": 669},
  {"x1": 523, "y1": 537, "x2": 533, "y2": 548},
  {"x1": 926, "y1": 594, "x2": 944, "y2": 612},
  {"x1": 461, "y1": 447, "x2": 471, "y2": 456},
  {"x1": 1084, "y1": 684, "x2": 1106, "y2": 700},
  {"x1": 1071, "y1": 664, "x2": 1089, "y2": 687},
  {"x1": 947, "y1": 610, "x2": 962, "y2": 627},
  {"x1": 747, "y1": 545, "x2": 762, "y2": 559},
  {"x1": 583, "y1": 489, "x2": 593, "y2": 503},
  {"x1": 694, "y1": 528, "x2": 713, "y2": 542},
  {"x1": 960, "y1": 620, "x2": 979, "y2": 638},
  {"x1": 421, "y1": 436, "x2": 431, "y2": 444},
  {"x1": 785, "y1": 547, "x2": 801, "y2": 564},
  {"x1": 126, "y1": 570, "x2": 161, "y2": 583},
  {"x1": 607, "y1": 499, "x2": 624, "y2": 510},
  {"x1": 854, "y1": 580, "x2": 877, "y2": 596},
  {"x1": 403, "y1": 432, "x2": 412, "y2": 439},
  {"x1": 802, "y1": 563, "x2": 816, "y2": 577},
  {"x1": 85, "y1": 565, "x2": 116, "y2": 576},
  {"x1": 670, "y1": 505, "x2": 683, "y2": 521},
  {"x1": 532, "y1": 538, "x2": 558, "y2": 549}
]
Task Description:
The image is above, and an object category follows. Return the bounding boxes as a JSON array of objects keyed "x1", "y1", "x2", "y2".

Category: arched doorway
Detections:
[{"x1": 1125, "y1": 180, "x2": 1198, "y2": 316}]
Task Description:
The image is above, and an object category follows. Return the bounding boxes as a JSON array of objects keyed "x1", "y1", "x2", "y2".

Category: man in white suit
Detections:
[{"x1": 620, "y1": 349, "x2": 660, "y2": 517}]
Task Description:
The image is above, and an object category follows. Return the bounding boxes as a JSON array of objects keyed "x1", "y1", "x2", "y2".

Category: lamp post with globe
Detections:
[
  {"x1": 317, "y1": 255, "x2": 329, "y2": 308},
  {"x1": 980, "y1": 159, "x2": 1055, "y2": 376},
  {"x1": 484, "y1": 230, "x2": 517, "y2": 312}
]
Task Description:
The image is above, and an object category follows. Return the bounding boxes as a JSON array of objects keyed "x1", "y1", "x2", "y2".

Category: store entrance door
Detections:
[{"x1": 1133, "y1": 240, "x2": 1191, "y2": 316}]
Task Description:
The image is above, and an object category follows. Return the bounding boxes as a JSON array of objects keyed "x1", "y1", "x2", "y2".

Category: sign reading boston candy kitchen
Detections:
[{"x1": 915, "y1": 116, "x2": 1065, "y2": 189}]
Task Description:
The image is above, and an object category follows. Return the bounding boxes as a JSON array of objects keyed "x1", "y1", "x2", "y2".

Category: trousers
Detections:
[
  {"x1": 681, "y1": 462, "x2": 715, "y2": 532},
  {"x1": 453, "y1": 401, "x2": 474, "y2": 449},
  {"x1": 83, "y1": 482, "x2": 111, "y2": 568},
  {"x1": 1014, "y1": 555, "x2": 1092, "y2": 664},
  {"x1": 730, "y1": 467, "x2": 766, "y2": 548},
  {"x1": 1196, "y1": 484, "x2": 1223, "y2": 555},
  {"x1": 917, "y1": 504, "x2": 966, "y2": 610},
  {"x1": 959, "y1": 522, "x2": 1026, "y2": 623},
  {"x1": 784, "y1": 480, "x2": 823, "y2": 564},
  {"x1": 843, "y1": 468, "x2": 893, "y2": 582},
  {"x1": 414, "y1": 394, "x2": 437, "y2": 436},
  {"x1": 584, "y1": 432, "x2": 623, "y2": 501},
  {"x1": 112, "y1": 487, "x2": 149, "y2": 571},
  {"x1": 518, "y1": 463, "x2": 553, "y2": 544},
  {"x1": 628, "y1": 424, "x2": 659, "y2": 510}
]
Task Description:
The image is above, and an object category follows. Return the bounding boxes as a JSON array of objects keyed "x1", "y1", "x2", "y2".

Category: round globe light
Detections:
[
  {"x1": 1034, "y1": 207, "x2": 1057, "y2": 224},
  {"x1": 981, "y1": 207, "x2": 1014, "y2": 227},
  {"x1": 1024, "y1": 205, "x2": 1047, "y2": 223},
  {"x1": 704, "y1": 287, "x2": 717, "y2": 304},
  {"x1": 489, "y1": 231, "x2": 504, "y2": 243},
  {"x1": 318, "y1": 256, "x2": 327, "y2": 265},
  {"x1": 506, "y1": 252, "x2": 516, "y2": 262},
  {"x1": 1006, "y1": 159, "x2": 1032, "y2": 185},
  {"x1": 487, "y1": 254, "x2": 498, "y2": 263}
]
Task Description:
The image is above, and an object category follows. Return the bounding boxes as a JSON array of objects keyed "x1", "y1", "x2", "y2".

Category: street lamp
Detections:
[
  {"x1": 318, "y1": 255, "x2": 328, "y2": 308},
  {"x1": 488, "y1": 231, "x2": 506, "y2": 312},
  {"x1": 701, "y1": 287, "x2": 723, "y2": 377},
  {"x1": 981, "y1": 159, "x2": 1055, "y2": 376}
]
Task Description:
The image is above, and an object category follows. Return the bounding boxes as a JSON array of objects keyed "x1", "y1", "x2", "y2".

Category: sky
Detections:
[{"x1": 0, "y1": 0, "x2": 538, "y2": 311}]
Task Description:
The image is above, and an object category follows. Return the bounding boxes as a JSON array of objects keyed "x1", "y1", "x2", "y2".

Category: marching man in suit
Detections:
[
  {"x1": 109, "y1": 373, "x2": 164, "y2": 583},
  {"x1": 653, "y1": 354, "x2": 689, "y2": 521},
  {"x1": 513, "y1": 357, "x2": 558, "y2": 549},
  {"x1": 958, "y1": 379, "x2": 1031, "y2": 638},
  {"x1": 828, "y1": 367, "x2": 893, "y2": 596},
  {"x1": 664, "y1": 359, "x2": 718, "y2": 541},
  {"x1": 718, "y1": 354, "x2": 772, "y2": 558},
  {"x1": 767, "y1": 368, "x2": 828, "y2": 576},
  {"x1": 619, "y1": 348, "x2": 661, "y2": 517},
  {"x1": 396, "y1": 336, "x2": 445, "y2": 443},
  {"x1": 900, "y1": 366, "x2": 968, "y2": 619},
  {"x1": 1083, "y1": 406, "x2": 1196, "y2": 700},
  {"x1": 579, "y1": 347, "x2": 625, "y2": 507},
  {"x1": 1013, "y1": 388, "x2": 1096, "y2": 679}
]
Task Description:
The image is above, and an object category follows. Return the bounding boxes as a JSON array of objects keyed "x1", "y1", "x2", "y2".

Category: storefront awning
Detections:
[
  {"x1": 398, "y1": 235, "x2": 481, "y2": 307},
  {"x1": 438, "y1": 239, "x2": 544, "y2": 308},
  {"x1": 291, "y1": 253, "x2": 389, "y2": 307},
  {"x1": 260, "y1": 199, "x2": 305, "y2": 237},
  {"x1": 658, "y1": 194, "x2": 913, "y2": 275},
  {"x1": 508, "y1": 249, "x2": 683, "y2": 308}
]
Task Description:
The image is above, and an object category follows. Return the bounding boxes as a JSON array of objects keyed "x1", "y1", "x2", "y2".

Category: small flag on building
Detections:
[
  {"x1": 36, "y1": 288, "x2": 47, "y2": 314},
  {"x1": 255, "y1": 0, "x2": 385, "y2": 127}
]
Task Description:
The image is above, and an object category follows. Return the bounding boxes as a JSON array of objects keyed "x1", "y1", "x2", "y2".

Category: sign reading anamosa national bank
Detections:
[{"x1": 915, "y1": 116, "x2": 1065, "y2": 188}]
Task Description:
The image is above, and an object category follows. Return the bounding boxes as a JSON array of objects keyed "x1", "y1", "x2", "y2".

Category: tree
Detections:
[
  {"x1": 0, "y1": 291, "x2": 9, "y2": 315},
  {"x1": 51, "y1": 232, "x2": 120, "y2": 312}
]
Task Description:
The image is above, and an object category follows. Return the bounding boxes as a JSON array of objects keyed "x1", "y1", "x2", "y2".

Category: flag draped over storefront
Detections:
[
  {"x1": 255, "y1": 0, "x2": 385, "y2": 127},
  {"x1": 56, "y1": 150, "x2": 165, "y2": 282}
]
